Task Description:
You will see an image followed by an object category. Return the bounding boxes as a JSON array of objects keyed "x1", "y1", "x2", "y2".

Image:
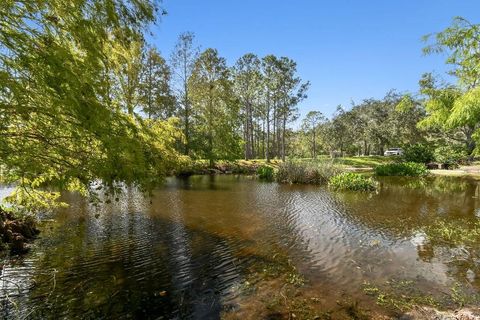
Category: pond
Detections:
[{"x1": 1, "y1": 175, "x2": 480, "y2": 319}]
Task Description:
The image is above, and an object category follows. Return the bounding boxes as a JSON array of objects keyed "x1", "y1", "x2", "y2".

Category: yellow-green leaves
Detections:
[
  {"x1": 448, "y1": 86, "x2": 480, "y2": 127},
  {"x1": 0, "y1": 1, "x2": 182, "y2": 213}
]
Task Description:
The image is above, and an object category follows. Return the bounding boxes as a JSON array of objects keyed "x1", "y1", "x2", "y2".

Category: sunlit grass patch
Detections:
[{"x1": 333, "y1": 156, "x2": 393, "y2": 168}]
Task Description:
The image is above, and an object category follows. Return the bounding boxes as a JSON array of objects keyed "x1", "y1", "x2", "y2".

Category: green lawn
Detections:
[
  {"x1": 294, "y1": 155, "x2": 393, "y2": 168},
  {"x1": 189, "y1": 156, "x2": 392, "y2": 174},
  {"x1": 332, "y1": 156, "x2": 393, "y2": 168}
]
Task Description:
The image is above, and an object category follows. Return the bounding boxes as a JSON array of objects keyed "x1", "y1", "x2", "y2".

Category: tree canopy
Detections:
[{"x1": 0, "y1": 0, "x2": 183, "y2": 211}]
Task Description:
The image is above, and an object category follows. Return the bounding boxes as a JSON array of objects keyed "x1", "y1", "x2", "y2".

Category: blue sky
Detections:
[{"x1": 149, "y1": 0, "x2": 480, "y2": 120}]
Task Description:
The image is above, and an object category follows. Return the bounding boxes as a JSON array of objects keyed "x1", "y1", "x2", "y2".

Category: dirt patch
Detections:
[
  {"x1": 0, "y1": 208, "x2": 39, "y2": 254},
  {"x1": 402, "y1": 306, "x2": 480, "y2": 320}
]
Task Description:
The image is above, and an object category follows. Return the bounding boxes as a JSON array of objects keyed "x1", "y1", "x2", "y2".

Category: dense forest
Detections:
[{"x1": 1, "y1": 1, "x2": 480, "y2": 210}]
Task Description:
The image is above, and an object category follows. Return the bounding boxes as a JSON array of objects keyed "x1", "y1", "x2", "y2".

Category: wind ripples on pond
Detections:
[{"x1": 1, "y1": 175, "x2": 480, "y2": 318}]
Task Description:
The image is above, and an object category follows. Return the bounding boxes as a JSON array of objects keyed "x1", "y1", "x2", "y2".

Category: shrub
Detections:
[
  {"x1": 174, "y1": 159, "x2": 206, "y2": 176},
  {"x1": 434, "y1": 145, "x2": 468, "y2": 168},
  {"x1": 403, "y1": 144, "x2": 434, "y2": 164},
  {"x1": 276, "y1": 161, "x2": 342, "y2": 185},
  {"x1": 328, "y1": 173, "x2": 377, "y2": 191},
  {"x1": 375, "y1": 162, "x2": 429, "y2": 177},
  {"x1": 257, "y1": 165, "x2": 274, "y2": 181}
]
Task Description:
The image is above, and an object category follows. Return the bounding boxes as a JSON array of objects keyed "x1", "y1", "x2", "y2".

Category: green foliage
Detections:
[
  {"x1": 311, "y1": 91, "x2": 425, "y2": 157},
  {"x1": 328, "y1": 173, "x2": 377, "y2": 191},
  {"x1": 403, "y1": 144, "x2": 434, "y2": 164},
  {"x1": 140, "y1": 47, "x2": 176, "y2": 119},
  {"x1": 276, "y1": 162, "x2": 341, "y2": 185},
  {"x1": 423, "y1": 17, "x2": 480, "y2": 88},
  {"x1": 301, "y1": 111, "x2": 326, "y2": 158},
  {"x1": 189, "y1": 48, "x2": 242, "y2": 165},
  {"x1": 424, "y1": 219, "x2": 480, "y2": 246},
  {"x1": 0, "y1": 0, "x2": 186, "y2": 212},
  {"x1": 421, "y1": 18, "x2": 480, "y2": 155},
  {"x1": 256, "y1": 165, "x2": 274, "y2": 181},
  {"x1": 375, "y1": 162, "x2": 429, "y2": 177},
  {"x1": 434, "y1": 145, "x2": 468, "y2": 167},
  {"x1": 417, "y1": 76, "x2": 462, "y2": 131},
  {"x1": 170, "y1": 32, "x2": 200, "y2": 156},
  {"x1": 332, "y1": 156, "x2": 392, "y2": 168},
  {"x1": 396, "y1": 94, "x2": 416, "y2": 112},
  {"x1": 448, "y1": 86, "x2": 480, "y2": 128},
  {"x1": 232, "y1": 53, "x2": 263, "y2": 160}
]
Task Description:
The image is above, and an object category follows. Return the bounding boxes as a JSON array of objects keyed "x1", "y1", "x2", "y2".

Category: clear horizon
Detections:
[{"x1": 149, "y1": 0, "x2": 480, "y2": 121}]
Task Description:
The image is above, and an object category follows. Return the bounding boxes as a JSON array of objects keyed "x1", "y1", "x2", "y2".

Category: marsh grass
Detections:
[{"x1": 275, "y1": 161, "x2": 342, "y2": 185}]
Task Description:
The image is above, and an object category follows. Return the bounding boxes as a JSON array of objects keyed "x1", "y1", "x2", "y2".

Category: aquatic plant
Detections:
[
  {"x1": 362, "y1": 280, "x2": 439, "y2": 312},
  {"x1": 328, "y1": 172, "x2": 377, "y2": 191},
  {"x1": 375, "y1": 162, "x2": 429, "y2": 177},
  {"x1": 423, "y1": 219, "x2": 480, "y2": 246},
  {"x1": 275, "y1": 161, "x2": 342, "y2": 185},
  {"x1": 256, "y1": 165, "x2": 274, "y2": 181}
]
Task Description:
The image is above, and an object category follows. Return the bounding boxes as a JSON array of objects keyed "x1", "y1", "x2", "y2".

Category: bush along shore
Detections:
[
  {"x1": 329, "y1": 172, "x2": 378, "y2": 191},
  {"x1": 174, "y1": 160, "x2": 282, "y2": 176},
  {"x1": 176, "y1": 160, "x2": 380, "y2": 192},
  {"x1": 0, "y1": 207, "x2": 39, "y2": 254}
]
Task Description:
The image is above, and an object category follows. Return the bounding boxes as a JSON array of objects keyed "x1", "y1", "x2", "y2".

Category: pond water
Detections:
[{"x1": 1, "y1": 175, "x2": 480, "y2": 319}]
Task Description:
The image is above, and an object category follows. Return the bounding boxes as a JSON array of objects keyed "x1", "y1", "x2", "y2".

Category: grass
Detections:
[
  {"x1": 332, "y1": 156, "x2": 393, "y2": 168},
  {"x1": 175, "y1": 157, "x2": 480, "y2": 180},
  {"x1": 176, "y1": 156, "x2": 394, "y2": 177},
  {"x1": 175, "y1": 159, "x2": 282, "y2": 176},
  {"x1": 172, "y1": 155, "x2": 480, "y2": 180},
  {"x1": 296, "y1": 155, "x2": 393, "y2": 170}
]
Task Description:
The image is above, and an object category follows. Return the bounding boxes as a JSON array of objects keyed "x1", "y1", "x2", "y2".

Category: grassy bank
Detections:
[
  {"x1": 175, "y1": 157, "x2": 480, "y2": 180},
  {"x1": 177, "y1": 156, "x2": 390, "y2": 176},
  {"x1": 290, "y1": 156, "x2": 395, "y2": 175},
  {"x1": 174, "y1": 159, "x2": 282, "y2": 176}
]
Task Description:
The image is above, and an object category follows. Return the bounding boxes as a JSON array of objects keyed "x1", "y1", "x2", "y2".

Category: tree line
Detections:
[
  {"x1": 1, "y1": 1, "x2": 479, "y2": 211},
  {"x1": 1, "y1": 0, "x2": 181, "y2": 210},
  {"x1": 295, "y1": 17, "x2": 480, "y2": 161},
  {"x1": 122, "y1": 32, "x2": 309, "y2": 165},
  {"x1": 294, "y1": 91, "x2": 425, "y2": 158},
  {"x1": 0, "y1": 0, "x2": 309, "y2": 210},
  {"x1": 126, "y1": 17, "x2": 480, "y2": 163}
]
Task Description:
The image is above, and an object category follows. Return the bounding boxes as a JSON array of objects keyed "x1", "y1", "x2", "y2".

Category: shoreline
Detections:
[{"x1": 0, "y1": 208, "x2": 39, "y2": 254}]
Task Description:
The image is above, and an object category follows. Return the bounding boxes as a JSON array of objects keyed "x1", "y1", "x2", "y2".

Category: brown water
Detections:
[{"x1": 1, "y1": 175, "x2": 480, "y2": 319}]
